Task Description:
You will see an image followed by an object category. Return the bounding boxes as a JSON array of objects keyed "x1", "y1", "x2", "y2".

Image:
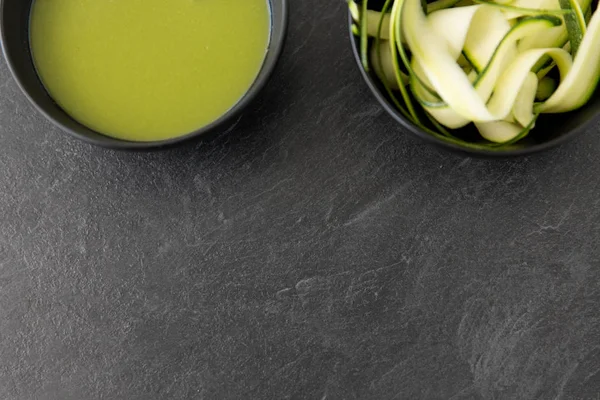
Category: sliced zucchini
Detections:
[
  {"x1": 360, "y1": 0, "x2": 369, "y2": 70},
  {"x1": 371, "y1": 40, "x2": 406, "y2": 89},
  {"x1": 427, "y1": 0, "x2": 463, "y2": 12}
]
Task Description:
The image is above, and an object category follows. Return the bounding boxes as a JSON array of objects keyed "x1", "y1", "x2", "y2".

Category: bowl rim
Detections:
[
  {"x1": 0, "y1": 0, "x2": 288, "y2": 150},
  {"x1": 347, "y1": 11, "x2": 597, "y2": 157}
]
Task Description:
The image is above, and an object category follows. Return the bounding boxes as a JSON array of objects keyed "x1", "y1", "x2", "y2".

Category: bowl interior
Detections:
[
  {"x1": 348, "y1": 10, "x2": 600, "y2": 156},
  {"x1": 0, "y1": 0, "x2": 287, "y2": 149}
]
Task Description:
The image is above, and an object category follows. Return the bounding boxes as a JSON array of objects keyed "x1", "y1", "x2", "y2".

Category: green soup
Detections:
[{"x1": 30, "y1": 0, "x2": 271, "y2": 142}]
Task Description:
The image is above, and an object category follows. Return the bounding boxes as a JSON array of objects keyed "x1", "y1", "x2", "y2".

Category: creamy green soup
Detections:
[{"x1": 30, "y1": 0, "x2": 271, "y2": 141}]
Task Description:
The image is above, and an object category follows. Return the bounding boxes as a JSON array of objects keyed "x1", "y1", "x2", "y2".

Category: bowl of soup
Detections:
[{"x1": 0, "y1": 0, "x2": 287, "y2": 149}]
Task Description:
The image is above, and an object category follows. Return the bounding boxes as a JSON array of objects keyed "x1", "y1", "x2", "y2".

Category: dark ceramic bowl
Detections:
[
  {"x1": 348, "y1": 12, "x2": 600, "y2": 157},
  {"x1": 0, "y1": 0, "x2": 287, "y2": 150}
]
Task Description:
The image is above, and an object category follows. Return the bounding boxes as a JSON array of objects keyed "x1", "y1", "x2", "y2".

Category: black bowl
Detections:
[
  {"x1": 0, "y1": 0, "x2": 287, "y2": 150},
  {"x1": 348, "y1": 12, "x2": 600, "y2": 157}
]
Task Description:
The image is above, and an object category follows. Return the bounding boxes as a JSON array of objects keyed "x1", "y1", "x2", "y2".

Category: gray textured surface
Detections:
[{"x1": 1, "y1": 1, "x2": 600, "y2": 399}]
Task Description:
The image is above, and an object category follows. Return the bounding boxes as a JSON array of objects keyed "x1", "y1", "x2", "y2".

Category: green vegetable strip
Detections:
[
  {"x1": 570, "y1": 0, "x2": 587, "y2": 32},
  {"x1": 428, "y1": 6, "x2": 482, "y2": 60},
  {"x1": 427, "y1": 0, "x2": 460, "y2": 14},
  {"x1": 512, "y1": 72, "x2": 538, "y2": 127},
  {"x1": 393, "y1": 2, "x2": 444, "y2": 103},
  {"x1": 361, "y1": 0, "x2": 369, "y2": 71},
  {"x1": 559, "y1": 0, "x2": 586, "y2": 54},
  {"x1": 518, "y1": 25, "x2": 568, "y2": 52},
  {"x1": 390, "y1": 0, "x2": 421, "y2": 122},
  {"x1": 410, "y1": 59, "x2": 451, "y2": 108},
  {"x1": 585, "y1": 6, "x2": 592, "y2": 22},
  {"x1": 461, "y1": 52, "x2": 481, "y2": 74},
  {"x1": 427, "y1": 0, "x2": 462, "y2": 12},
  {"x1": 374, "y1": 0, "x2": 413, "y2": 120}
]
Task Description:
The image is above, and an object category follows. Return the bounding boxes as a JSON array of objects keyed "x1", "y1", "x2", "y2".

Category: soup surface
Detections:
[{"x1": 30, "y1": 0, "x2": 271, "y2": 141}]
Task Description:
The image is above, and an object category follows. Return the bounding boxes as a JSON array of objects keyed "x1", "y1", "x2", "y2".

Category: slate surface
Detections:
[{"x1": 1, "y1": 1, "x2": 600, "y2": 399}]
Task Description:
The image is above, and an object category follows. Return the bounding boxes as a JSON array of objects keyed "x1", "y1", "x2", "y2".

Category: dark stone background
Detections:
[{"x1": 1, "y1": 1, "x2": 599, "y2": 399}]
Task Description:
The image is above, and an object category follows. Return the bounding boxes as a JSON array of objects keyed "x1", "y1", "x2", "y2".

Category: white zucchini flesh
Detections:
[
  {"x1": 518, "y1": 25, "x2": 567, "y2": 52},
  {"x1": 512, "y1": 72, "x2": 539, "y2": 127},
  {"x1": 475, "y1": 120, "x2": 528, "y2": 142},
  {"x1": 463, "y1": 6, "x2": 512, "y2": 72},
  {"x1": 428, "y1": 6, "x2": 482, "y2": 60},
  {"x1": 371, "y1": 40, "x2": 406, "y2": 89},
  {"x1": 474, "y1": 0, "x2": 567, "y2": 18},
  {"x1": 357, "y1": 10, "x2": 392, "y2": 40},
  {"x1": 411, "y1": 59, "x2": 442, "y2": 103}
]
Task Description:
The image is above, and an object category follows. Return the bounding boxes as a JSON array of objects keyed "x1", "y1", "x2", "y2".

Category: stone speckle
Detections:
[{"x1": 1, "y1": 1, "x2": 600, "y2": 399}]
